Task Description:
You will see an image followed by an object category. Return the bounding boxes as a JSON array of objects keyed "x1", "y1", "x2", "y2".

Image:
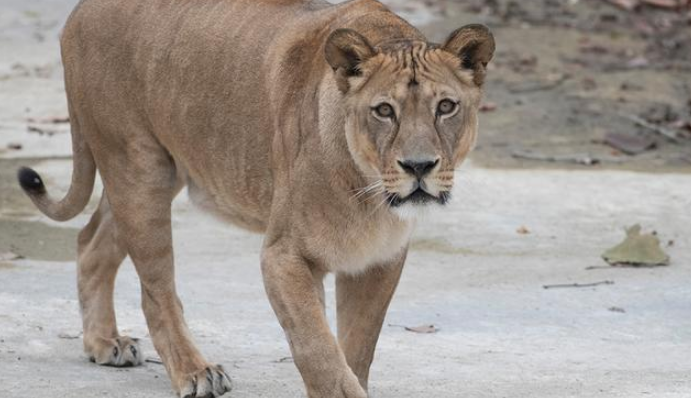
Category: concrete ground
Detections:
[
  {"x1": 1, "y1": 0, "x2": 691, "y2": 397},
  {"x1": 1, "y1": 163, "x2": 690, "y2": 398}
]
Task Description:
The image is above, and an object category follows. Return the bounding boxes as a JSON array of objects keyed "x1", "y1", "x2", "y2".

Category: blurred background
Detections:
[
  {"x1": 385, "y1": 0, "x2": 691, "y2": 171},
  {"x1": 0, "y1": 1, "x2": 690, "y2": 397},
  {"x1": 1, "y1": 0, "x2": 690, "y2": 172}
]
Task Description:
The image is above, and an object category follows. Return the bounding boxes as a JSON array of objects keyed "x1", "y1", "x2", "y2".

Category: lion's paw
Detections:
[
  {"x1": 88, "y1": 336, "x2": 143, "y2": 367},
  {"x1": 179, "y1": 365, "x2": 233, "y2": 398},
  {"x1": 336, "y1": 373, "x2": 368, "y2": 398},
  {"x1": 310, "y1": 372, "x2": 368, "y2": 398}
]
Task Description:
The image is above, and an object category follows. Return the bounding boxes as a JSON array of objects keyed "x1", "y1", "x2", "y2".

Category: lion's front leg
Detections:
[
  {"x1": 261, "y1": 245, "x2": 367, "y2": 398},
  {"x1": 336, "y1": 250, "x2": 406, "y2": 392}
]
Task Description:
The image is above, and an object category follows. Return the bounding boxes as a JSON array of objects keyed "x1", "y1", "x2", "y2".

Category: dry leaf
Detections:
[
  {"x1": 606, "y1": 0, "x2": 639, "y2": 10},
  {"x1": 26, "y1": 116, "x2": 69, "y2": 124},
  {"x1": 602, "y1": 225, "x2": 670, "y2": 266},
  {"x1": 58, "y1": 332, "x2": 81, "y2": 340},
  {"x1": 479, "y1": 102, "x2": 497, "y2": 112},
  {"x1": 604, "y1": 132, "x2": 656, "y2": 155},
  {"x1": 641, "y1": 0, "x2": 681, "y2": 8},
  {"x1": 516, "y1": 226, "x2": 531, "y2": 235},
  {"x1": 0, "y1": 252, "x2": 23, "y2": 261},
  {"x1": 404, "y1": 324, "x2": 439, "y2": 334}
]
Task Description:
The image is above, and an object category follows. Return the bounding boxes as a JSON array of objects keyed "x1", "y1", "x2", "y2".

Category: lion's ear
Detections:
[
  {"x1": 442, "y1": 24, "x2": 495, "y2": 86},
  {"x1": 325, "y1": 29, "x2": 376, "y2": 92}
]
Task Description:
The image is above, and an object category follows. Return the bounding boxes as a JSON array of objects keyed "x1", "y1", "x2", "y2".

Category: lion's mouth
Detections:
[{"x1": 389, "y1": 188, "x2": 450, "y2": 207}]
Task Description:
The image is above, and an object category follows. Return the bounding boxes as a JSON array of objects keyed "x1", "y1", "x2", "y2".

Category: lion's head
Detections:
[{"x1": 325, "y1": 25, "x2": 495, "y2": 217}]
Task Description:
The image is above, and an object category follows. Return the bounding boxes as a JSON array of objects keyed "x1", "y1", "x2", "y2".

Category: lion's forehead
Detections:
[
  {"x1": 380, "y1": 42, "x2": 451, "y2": 78},
  {"x1": 361, "y1": 41, "x2": 472, "y2": 97}
]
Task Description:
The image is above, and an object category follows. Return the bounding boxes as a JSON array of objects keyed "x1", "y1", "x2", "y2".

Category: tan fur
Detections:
[{"x1": 18, "y1": 0, "x2": 494, "y2": 397}]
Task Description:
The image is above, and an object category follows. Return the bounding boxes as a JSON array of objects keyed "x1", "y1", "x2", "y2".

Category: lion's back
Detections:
[{"x1": 57, "y1": 0, "x2": 401, "y2": 231}]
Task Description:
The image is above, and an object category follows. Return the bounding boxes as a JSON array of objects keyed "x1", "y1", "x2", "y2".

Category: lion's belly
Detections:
[{"x1": 187, "y1": 180, "x2": 269, "y2": 233}]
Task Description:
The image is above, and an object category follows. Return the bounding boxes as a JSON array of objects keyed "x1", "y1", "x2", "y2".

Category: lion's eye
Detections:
[
  {"x1": 437, "y1": 99, "x2": 458, "y2": 116},
  {"x1": 374, "y1": 103, "x2": 395, "y2": 119}
]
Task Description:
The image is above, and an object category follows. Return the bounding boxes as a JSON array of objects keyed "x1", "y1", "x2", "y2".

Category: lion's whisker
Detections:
[
  {"x1": 369, "y1": 192, "x2": 394, "y2": 217},
  {"x1": 357, "y1": 186, "x2": 386, "y2": 205},
  {"x1": 350, "y1": 180, "x2": 381, "y2": 195},
  {"x1": 350, "y1": 180, "x2": 384, "y2": 202}
]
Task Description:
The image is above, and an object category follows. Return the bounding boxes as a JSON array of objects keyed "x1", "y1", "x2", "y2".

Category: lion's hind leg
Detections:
[
  {"x1": 77, "y1": 192, "x2": 142, "y2": 367},
  {"x1": 94, "y1": 140, "x2": 231, "y2": 398}
]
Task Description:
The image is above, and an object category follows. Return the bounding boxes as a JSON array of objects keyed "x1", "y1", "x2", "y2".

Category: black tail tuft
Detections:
[{"x1": 18, "y1": 167, "x2": 46, "y2": 195}]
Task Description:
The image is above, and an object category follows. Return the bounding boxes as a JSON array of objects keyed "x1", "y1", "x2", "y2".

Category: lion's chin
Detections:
[{"x1": 390, "y1": 200, "x2": 442, "y2": 221}]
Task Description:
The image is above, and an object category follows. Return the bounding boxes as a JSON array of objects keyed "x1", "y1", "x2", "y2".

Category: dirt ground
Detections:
[
  {"x1": 423, "y1": 0, "x2": 691, "y2": 172},
  {"x1": 1, "y1": 0, "x2": 690, "y2": 397}
]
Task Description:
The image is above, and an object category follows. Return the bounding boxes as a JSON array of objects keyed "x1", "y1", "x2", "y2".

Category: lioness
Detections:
[{"x1": 18, "y1": 0, "x2": 494, "y2": 396}]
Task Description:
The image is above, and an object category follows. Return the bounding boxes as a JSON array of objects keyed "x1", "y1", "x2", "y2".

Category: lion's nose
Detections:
[{"x1": 397, "y1": 158, "x2": 439, "y2": 179}]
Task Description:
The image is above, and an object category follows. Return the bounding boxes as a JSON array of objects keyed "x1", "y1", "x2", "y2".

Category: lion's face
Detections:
[
  {"x1": 325, "y1": 26, "x2": 495, "y2": 216},
  {"x1": 344, "y1": 43, "x2": 482, "y2": 211}
]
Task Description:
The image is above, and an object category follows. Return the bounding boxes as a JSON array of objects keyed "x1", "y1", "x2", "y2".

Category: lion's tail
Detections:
[{"x1": 17, "y1": 119, "x2": 96, "y2": 222}]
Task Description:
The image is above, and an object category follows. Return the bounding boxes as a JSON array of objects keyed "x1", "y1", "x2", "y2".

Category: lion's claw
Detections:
[
  {"x1": 179, "y1": 365, "x2": 232, "y2": 398},
  {"x1": 88, "y1": 336, "x2": 143, "y2": 367}
]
